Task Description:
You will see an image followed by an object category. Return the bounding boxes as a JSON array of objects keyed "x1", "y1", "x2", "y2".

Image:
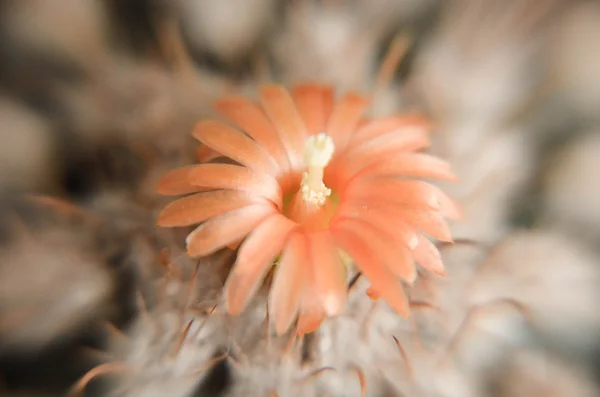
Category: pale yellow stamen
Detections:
[{"x1": 301, "y1": 133, "x2": 335, "y2": 207}]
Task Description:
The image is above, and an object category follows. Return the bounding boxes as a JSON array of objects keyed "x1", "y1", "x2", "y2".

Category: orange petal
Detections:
[
  {"x1": 438, "y1": 193, "x2": 463, "y2": 221},
  {"x1": 331, "y1": 224, "x2": 409, "y2": 316},
  {"x1": 325, "y1": 92, "x2": 370, "y2": 152},
  {"x1": 345, "y1": 178, "x2": 460, "y2": 219},
  {"x1": 345, "y1": 179, "x2": 438, "y2": 209},
  {"x1": 348, "y1": 114, "x2": 432, "y2": 149},
  {"x1": 269, "y1": 232, "x2": 308, "y2": 335},
  {"x1": 356, "y1": 118, "x2": 371, "y2": 129},
  {"x1": 225, "y1": 213, "x2": 298, "y2": 315},
  {"x1": 157, "y1": 190, "x2": 258, "y2": 227},
  {"x1": 297, "y1": 282, "x2": 326, "y2": 336},
  {"x1": 186, "y1": 204, "x2": 276, "y2": 257},
  {"x1": 213, "y1": 95, "x2": 291, "y2": 173},
  {"x1": 332, "y1": 218, "x2": 416, "y2": 284},
  {"x1": 26, "y1": 195, "x2": 88, "y2": 219},
  {"x1": 413, "y1": 234, "x2": 445, "y2": 276},
  {"x1": 392, "y1": 207, "x2": 453, "y2": 243},
  {"x1": 357, "y1": 154, "x2": 457, "y2": 182},
  {"x1": 259, "y1": 84, "x2": 308, "y2": 169},
  {"x1": 156, "y1": 165, "x2": 204, "y2": 196},
  {"x1": 192, "y1": 120, "x2": 278, "y2": 175},
  {"x1": 187, "y1": 163, "x2": 282, "y2": 208},
  {"x1": 306, "y1": 231, "x2": 348, "y2": 316},
  {"x1": 365, "y1": 287, "x2": 381, "y2": 301},
  {"x1": 323, "y1": 88, "x2": 335, "y2": 127},
  {"x1": 334, "y1": 200, "x2": 420, "y2": 251},
  {"x1": 291, "y1": 84, "x2": 335, "y2": 136},
  {"x1": 344, "y1": 128, "x2": 431, "y2": 159},
  {"x1": 326, "y1": 130, "x2": 431, "y2": 184},
  {"x1": 227, "y1": 239, "x2": 243, "y2": 251},
  {"x1": 196, "y1": 144, "x2": 221, "y2": 163}
]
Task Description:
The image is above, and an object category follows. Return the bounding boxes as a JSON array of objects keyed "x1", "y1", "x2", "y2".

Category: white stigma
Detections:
[
  {"x1": 303, "y1": 133, "x2": 335, "y2": 167},
  {"x1": 301, "y1": 133, "x2": 335, "y2": 207}
]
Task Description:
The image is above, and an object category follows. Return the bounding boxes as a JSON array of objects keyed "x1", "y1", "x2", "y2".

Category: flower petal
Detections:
[
  {"x1": 196, "y1": 144, "x2": 221, "y2": 163},
  {"x1": 345, "y1": 128, "x2": 431, "y2": 159},
  {"x1": 413, "y1": 234, "x2": 445, "y2": 276},
  {"x1": 391, "y1": 207, "x2": 453, "y2": 243},
  {"x1": 307, "y1": 230, "x2": 348, "y2": 316},
  {"x1": 187, "y1": 163, "x2": 282, "y2": 208},
  {"x1": 357, "y1": 153, "x2": 457, "y2": 182},
  {"x1": 297, "y1": 281, "x2": 326, "y2": 336},
  {"x1": 430, "y1": 185, "x2": 463, "y2": 220},
  {"x1": 365, "y1": 286, "x2": 380, "y2": 301},
  {"x1": 334, "y1": 201, "x2": 419, "y2": 250},
  {"x1": 186, "y1": 204, "x2": 276, "y2": 257},
  {"x1": 156, "y1": 165, "x2": 204, "y2": 196},
  {"x1": 225, "y1": 213, "x2": 298, "y2": 315},
  {"x1": 192, "y1": 120, "x2": 278, "y2": 175},
  {"x1": 331, "y1": 224, "x2": 409, "y2": 315},
  {"x1": 345, "y1": 178, "x2": 461, "y2": 219},
  {"x1": 269, "y1": 232, "x2": 308, "y2": 335},
  {"x1": 326, "y1": 92, "x2": 370, "y2": 152},
  {"x1": 339, "y1": 200, "x2": 453, "y2": 244},
  {"x1": 348, "y1": 114, "x2": 432, "y2": 149},
  {"x1": 157, "y1": 190, "x2": 258, "y2": 227},
  {"x1": 291, "y1": 84, "x2": 335, "y2": 136},
  {"x1": 259, "y1": 84, "x2": 308, "y2": 169},
  {"x1": 326, "y1": 130, "x2": 431, "y2": 184},
  {"x1": 213, "y1": 95, "x2": 290, "y2": 173},
  {"x1": 332, "y1": 218, "x2": 416, "y2": 284}
]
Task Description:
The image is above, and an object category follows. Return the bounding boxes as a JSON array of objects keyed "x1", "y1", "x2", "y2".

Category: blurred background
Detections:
[{"x1": 0, "y1": 0, "x2": 599, "y2": 396}]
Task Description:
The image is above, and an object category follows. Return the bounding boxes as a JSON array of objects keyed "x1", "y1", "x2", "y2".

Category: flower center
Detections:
[
  {"x1": 300, "y1": 133, "x2": 335, "y2": 207},
  {"x1": 280, "y1": 133, "x2": 340, "y2": 229}
]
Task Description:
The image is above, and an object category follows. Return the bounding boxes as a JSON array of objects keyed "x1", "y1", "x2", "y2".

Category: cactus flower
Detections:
[{"x1": 156, "y1": 83, "x2": 459, "y2": 335}]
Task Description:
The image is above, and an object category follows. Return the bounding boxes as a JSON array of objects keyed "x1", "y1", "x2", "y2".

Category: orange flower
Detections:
[{"x1": 156, "y1": 83, "x2": 460, "y2": 335}]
